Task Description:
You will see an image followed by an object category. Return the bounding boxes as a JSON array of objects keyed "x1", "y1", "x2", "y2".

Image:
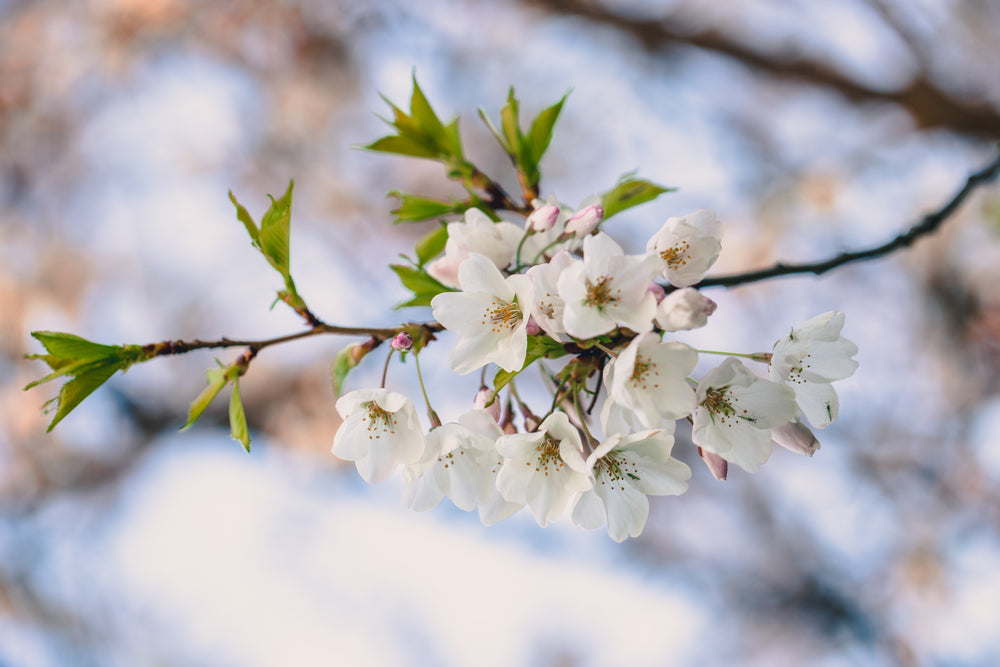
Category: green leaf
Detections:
[
  {"x1": 229, "y1": 191, "x2": 260, "y2": 245},
  {"x1": 527, "y1": 92, "x2": 568, "y2": 165},
  {"x1": 409, "y1": 75, "x2": 447, "y2": 150},
  {"x1": 601, "y1": 174, "x2": 676, "y2": 220},
  {"x1": 258, "y1": 180, "x2": 294, "y2": 276},
  {"x1": 44, "y1": 360, "x2": 120, "y2": 432},
  {"x1": 390, "y1": 264, "x2": 453, "y2": 309},
  {"x1": 330, "y1": 343, "x2": 371, "y2": 396},
  {"x1": 478, "y1": 107, "x2": 512, "y2": 155},
  {"x1": 229, "y1": 378, "x2": 250, "y2": 452},
  {"x1": 390, "y1": 193, "x2": 460, "y2": 223},
  {"x1": 362, "y1": 135, "x2": 439, "y2": 159},
  {"x1": 500, "y1": 88, "x2": 522, "y2": 155},
  {"x1": 182, "y1": 365, "x2": 229, "y2": 431},
  {"x1": 415, "y1": 224, "x2": 449, "y2": 266},
  {"x1": 31, "y1": 331, "x2": 118, "y2": 362}
]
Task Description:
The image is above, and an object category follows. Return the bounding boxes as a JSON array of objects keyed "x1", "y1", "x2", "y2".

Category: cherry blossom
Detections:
[
  {"x1": 769, "y1": 311, "x2": 859, "y2": 428},
  {"x1": 647, "y1": 209, "x2": 723, "y2": 287},
  {"x1": 557, "y1": 232, "x2": 660, "y2": 339},
  {"x1": 402, "y1": 409, "x2": 521, "y2": 523},
  {"x1": 431, "y1": 253, "x2": 534, "y2": 374},
  {"x1": 526, "y1": 249, "x2": 575, "y2": 340},
  {"x1": 602, "y1": 332, "x2": 697, "y2": 430},
  {"x1": 573, "y1": 429, "x2": 690, "y2": 542},
  {"x1": 427, "y1": 207, "x2": 522, "y2": 288},
  {"x1": 332, "y1": 388, "x2": 426, "y2": 483},
  {"x1": 495, "y1": 412, "x2": 592, "y2": 527},
  {"x1": 692, "y1": 358, "x2": 797, "y2": 473}
]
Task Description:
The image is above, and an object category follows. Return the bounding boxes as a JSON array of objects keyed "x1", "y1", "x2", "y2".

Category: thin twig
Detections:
[{"x1": 686, "y1": 151, "x2": 1000, "y2": 290}]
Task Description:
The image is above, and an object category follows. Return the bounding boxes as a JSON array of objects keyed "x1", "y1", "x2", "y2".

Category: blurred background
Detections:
[{"x1": 3, "y1": 0, "x2": 1000, "y2": 665}]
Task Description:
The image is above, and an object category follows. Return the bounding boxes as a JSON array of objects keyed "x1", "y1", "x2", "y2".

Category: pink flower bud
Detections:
[
  {"x1": 656, "y1": 287, "x2": 717, "y2": 331},
  {"x1": 391, "y1": 331, "x2": 413, "y2": 351},
  {"x1": 525, "y1": 316, "x2": 541, "y2": 336},
  {"x1": 526, "y1": 204, "x2": 559, "y2": 232},
  {"x1": 699, "y1": 447, "x2": 728, "y2": 481},
  {"x1": 565, "y1": 204, "x2": 604, "y2": 238},
  {"x1": 474, "y1": 386, "x2": 502, "y2": 422},
  {"x1": 646, "y1": 282, "x2": 666, "y2": 304},
  {"x1": 771, "y1": 419, "x2": 821, "y2": 457}
]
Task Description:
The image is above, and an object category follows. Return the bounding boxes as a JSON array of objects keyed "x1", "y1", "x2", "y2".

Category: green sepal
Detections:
[
  {"x1": 390, "y1": 264, "x2": 454, "y2": 309},
  {"x1": 229, "y1": 377, "x2": 251, "y2": 452},
  {"x1": 415, "y1": 224, "x2": 449, "y2": 266},
  {"x1": 601, "y1": 173, "x2": 676, "y2": 220},
  {"x1": 492, "y1": 336, "x2": 569, "y2": 394}
]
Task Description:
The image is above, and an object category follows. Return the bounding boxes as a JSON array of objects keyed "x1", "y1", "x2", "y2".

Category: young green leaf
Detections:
[
  {"x1": 43, "y1": 360, "x2": 121, "y2": 432},
  {"x1": 414, "y1": 224, "x2": 449, "y2": 266},
  {"x1": 527, "y1": 92, "x2": 568, "y2": 165},
  {"x1": 31, "y1": 331, "x2": 119, "y2": 362},
  {"x1": 258, "y1": 180, "x2": 294, "y2": 276},
  {"x1": 182, "y1": 365, "x2": 230, "y2": 431},
  {"x1": 390, "y1": 264, "x2": 454, "y2": 308},
  {"x1": 229, "y1": 191, "x2": 261, "y2": 245},
  {"x1": 390, "y1": 193, "x2": 461, "y2": 223},
  {"x1": 409, "y1": 75, "x2": 447, "y2": 150},
  {"x1": 601, "y1": 174, "x2": 676, "y2": 220},
  {"x1": 229, "y1": 378, "x2": 251, "y2": 452},
  {"x1": 362, "y1": 134, "x2": 439, "y2": 159},
  {"x1": 499, "y1": 88, "x2": 522, "y2": 155}
]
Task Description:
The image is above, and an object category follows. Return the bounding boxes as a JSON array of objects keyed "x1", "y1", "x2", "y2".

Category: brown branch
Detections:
[
  {"x1": 524, "y1": 0, "x2": 1000, "y2": 137},
  {"x1": 690, "y1": 151, "x2": 1000, "y2": 289},
  {"x1": 140, "y1": 322, "x2": 443, "y2": 358}
]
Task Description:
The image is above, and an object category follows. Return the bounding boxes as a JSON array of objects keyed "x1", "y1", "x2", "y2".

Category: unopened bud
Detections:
[
  {"x1": 656, "y1": 287, "x2": 717, "y2": 331},
  {"x1": 771, "y1": 419, "x2": 820, "y2": 457},
  {"x1": 525, "y1": 316, "x2": 541, "y2": 336},
  {"x1": 565, "y1": 204, "x2": 604, "y2": 238},
  {"x1": 474, "y1": 386, "x2": 502, "y2": 422},
  {"x1": 391, "y1": 331, "x2": 413, "y2": 351},
  {"x1": 526, "y1": 204, "x2": 559, "y2": 232},
  {"x1": 699, "y1": 447, "x2": 728, "y2": 481}
]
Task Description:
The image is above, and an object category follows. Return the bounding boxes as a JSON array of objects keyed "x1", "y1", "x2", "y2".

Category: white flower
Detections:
[
  {"x1": 526, "y1": 249, "x2": 575, "y2": 340},
  {"x1": 332, "y1": 388, "x2": 426, "y2": 483},
  {"x1": 427, "y1": 208, "x2": 522, "y2": 288},
  {"x1": 572, "y1": 428, "x2": 690, "y2": 542},
  {"x1": 495, "y1": 411, "x2": 592, "y2": 527},
  {"x1": 602, "y1": 332, "x2": 697, "y2": 431},
  {"x1": 647, "y1": 210, "x2": 722, "y2": 287},
  {"x1": 692, "y1": 358, "x2": 797, "y2": 473},
  {"x1": 557, "y1": 233, "x2": 660, "y2": 339},
  {"x1": 402, "y1": 409, "x2": 521, "y2": 523},
  {"x1": 431, "y1": 253, "x2": 534, "y2": 374},
  {"x1": 656, "y1": 287, "x2": 717, "y2": 331},
  {"x1": 769, "y1": 311, "x2": 859, "y2": 428}
]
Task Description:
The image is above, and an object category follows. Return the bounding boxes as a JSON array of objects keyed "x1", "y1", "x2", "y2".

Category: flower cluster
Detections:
[{"x1": 332, "y1": 204, "x2": 858, "y2": 541}]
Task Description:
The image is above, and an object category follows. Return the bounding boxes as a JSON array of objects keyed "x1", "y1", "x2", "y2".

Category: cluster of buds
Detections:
[{"x1": 332, "y1": 203, "x2": 858, "y2": 541}]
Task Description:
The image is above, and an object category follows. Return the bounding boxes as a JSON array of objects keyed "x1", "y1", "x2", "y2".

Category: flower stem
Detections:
[
  {"x1": 380, "y1": 349, "x2": 395, "y2": 389},
  {"x1": 695, "y1": 349, "x2": 770, "y2": 363},
  {"x1": 413, "y1": 351, "x2": 441, "y2": 428}
]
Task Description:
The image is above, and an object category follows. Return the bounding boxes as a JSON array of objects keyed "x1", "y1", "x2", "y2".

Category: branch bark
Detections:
[
  {"x1": 691, "y1": 151, "x2": 1000, "y2": 289},
  {"x1": 525, "y1": 0, "x2": 1000, "y2": 137}
]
